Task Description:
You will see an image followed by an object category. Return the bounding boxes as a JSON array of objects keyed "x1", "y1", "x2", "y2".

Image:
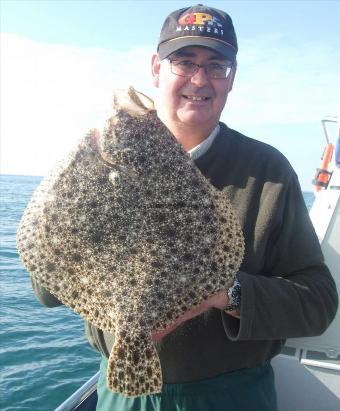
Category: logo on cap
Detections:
[{"x1": 176, "y1": 12, "x2": 224, "y2": 35}]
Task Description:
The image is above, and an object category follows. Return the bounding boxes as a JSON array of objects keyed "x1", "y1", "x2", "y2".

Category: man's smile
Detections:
[{"x1": 182, "y1": 95, "x2": 211, "y2": 101}]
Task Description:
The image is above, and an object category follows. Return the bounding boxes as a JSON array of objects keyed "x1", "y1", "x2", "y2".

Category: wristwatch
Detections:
[{"x1": 224, "y1": 278, "x2": 241, "y2": 312}]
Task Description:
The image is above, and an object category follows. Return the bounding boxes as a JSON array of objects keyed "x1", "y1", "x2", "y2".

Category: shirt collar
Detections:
[{"x1": 187, "y1": 125, "x2": 220, "y2": 160}]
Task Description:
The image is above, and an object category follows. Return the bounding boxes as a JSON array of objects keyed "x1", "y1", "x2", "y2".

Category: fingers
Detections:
[
  {"x1": 151, "y1": 301, "x2": 209, "y2": 342},
  {"x1": 152, "y1": 322, "x2": 178, "y2": 341},
  {"x1": 151, "y1": 291, "x2": 230, "y2": 342}
]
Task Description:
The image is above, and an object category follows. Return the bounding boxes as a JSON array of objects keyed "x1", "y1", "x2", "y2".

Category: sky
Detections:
[{"x1": 1, "y1": 0, "x2": 340, "y2": 190}]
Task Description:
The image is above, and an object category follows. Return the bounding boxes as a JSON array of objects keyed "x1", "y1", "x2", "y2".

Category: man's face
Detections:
[{"x1": 152, "y1": 46, "x2": 236, "y2": 132}]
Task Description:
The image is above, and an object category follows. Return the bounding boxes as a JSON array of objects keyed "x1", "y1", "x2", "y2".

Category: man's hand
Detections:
[{"x1": 151, "y1": 289, "x2": 238, "y2": 342}]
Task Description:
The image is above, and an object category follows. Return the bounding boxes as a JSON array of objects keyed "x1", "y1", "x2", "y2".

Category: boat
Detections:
[
  {"x1": 272, "y1": 114, "x2": 340, "y2": 410},
  {"x1": 55, "y1": 115, "x2": 340, "y2": 410}
]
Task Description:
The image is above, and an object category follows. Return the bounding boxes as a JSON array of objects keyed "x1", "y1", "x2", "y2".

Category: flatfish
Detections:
[{"x1": 17, "y1": 87, "x2": 244, "y2": 397}]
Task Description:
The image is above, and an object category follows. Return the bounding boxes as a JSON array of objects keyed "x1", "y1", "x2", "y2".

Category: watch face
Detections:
[{"x1": 226, "y1": 278, "x2": 241, "y2": 310}]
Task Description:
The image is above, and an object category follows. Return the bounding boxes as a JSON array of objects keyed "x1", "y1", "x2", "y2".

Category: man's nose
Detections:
[{"x1": 190, "y1": 66, "x2": 209, "y2": 87}]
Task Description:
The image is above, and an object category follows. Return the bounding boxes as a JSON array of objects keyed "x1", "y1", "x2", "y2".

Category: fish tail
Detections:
[{"x1": 106, "y1": 331, "x2": 163, "y2": 397}]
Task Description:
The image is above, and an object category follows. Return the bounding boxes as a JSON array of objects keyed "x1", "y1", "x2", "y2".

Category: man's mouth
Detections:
[{"x1": 182, "y1": 95, "x2": 210, "y2": 101}]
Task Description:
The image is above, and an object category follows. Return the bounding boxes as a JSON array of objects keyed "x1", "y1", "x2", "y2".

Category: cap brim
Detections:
[{"x1": 158, "y1": 37, "x2": 237, "y2": 62}]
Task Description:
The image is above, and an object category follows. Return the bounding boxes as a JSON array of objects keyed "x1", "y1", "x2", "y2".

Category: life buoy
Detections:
[{"x1": 312, "y1": 143, "x2": 334, "y2": 191}]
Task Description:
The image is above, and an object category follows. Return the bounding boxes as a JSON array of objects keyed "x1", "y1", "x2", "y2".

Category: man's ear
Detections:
[
  {"x1": 151, "y1": 54, "x2": 161, "y2": 88},
  {"x1": 227, "y1": 63, "x2": 237, "y2": 93}
]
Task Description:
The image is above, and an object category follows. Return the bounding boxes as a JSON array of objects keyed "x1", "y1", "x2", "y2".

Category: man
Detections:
[{"x1": 32, "y1": 4, "x2": 338, "y2": 411}]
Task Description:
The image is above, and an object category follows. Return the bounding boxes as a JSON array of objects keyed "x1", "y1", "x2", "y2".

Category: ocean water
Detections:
[
  {"x1": 0, "y1": 175, "x2": 100, "y2": 411},
  {"x1": 0, "y1": 174, "x2": 315, "y2": 411}
]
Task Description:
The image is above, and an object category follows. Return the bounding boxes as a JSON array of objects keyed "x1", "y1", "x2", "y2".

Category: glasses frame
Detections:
[{"x1": 167, "y1": 58, "x2": 234, "y2": 80}]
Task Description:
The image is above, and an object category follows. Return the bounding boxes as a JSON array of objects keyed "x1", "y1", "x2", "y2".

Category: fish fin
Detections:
[
  {"x1": 106, "y1": 332, "x2": 162, "y2": 397},
  {"x1": 88, "y1": 128, "x2": 100, "y2": 147},
  {"x1": 113, "y1": 87, "x2": 155, "y2": 117}
]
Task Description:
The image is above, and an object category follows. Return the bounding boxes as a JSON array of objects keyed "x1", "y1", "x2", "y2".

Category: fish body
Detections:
[{"x1": 17, "y1": 87, "x2": 244, "y2": 397}]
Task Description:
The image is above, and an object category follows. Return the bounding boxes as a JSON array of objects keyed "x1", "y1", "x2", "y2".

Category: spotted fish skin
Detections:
[{"x1": 17, "y1": 87, "x2": 244, "y2": 397}]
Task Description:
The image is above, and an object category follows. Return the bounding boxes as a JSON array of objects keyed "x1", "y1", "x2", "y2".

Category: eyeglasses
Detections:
[{"x1": 167, "y1": 59, "x2": 233, "y2": 79}]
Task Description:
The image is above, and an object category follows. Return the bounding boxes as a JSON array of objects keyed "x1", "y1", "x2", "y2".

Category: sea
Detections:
[{"x1": 0, "y1": 174, "x2": 315, "y2": 411}]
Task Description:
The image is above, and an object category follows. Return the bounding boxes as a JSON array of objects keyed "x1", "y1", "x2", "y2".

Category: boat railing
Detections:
[
  {"x1": 54, "y1": 371, "x2": 100, "y2": 411},
  {"x1": 321, "y1": 116, "x2": 337, "y2": 145}
]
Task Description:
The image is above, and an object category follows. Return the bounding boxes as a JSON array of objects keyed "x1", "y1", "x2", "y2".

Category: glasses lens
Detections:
[
  {"x1": 206, "y1": 63, "x2": 231, "y2": 79},
  {"x1": 170, "y1": 60, "x2": 196, "y2": 77}
]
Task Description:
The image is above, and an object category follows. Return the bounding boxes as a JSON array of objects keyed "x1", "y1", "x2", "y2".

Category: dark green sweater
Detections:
[{"x1": 31, "y1": 123, "x2": 338, "y2": 383}]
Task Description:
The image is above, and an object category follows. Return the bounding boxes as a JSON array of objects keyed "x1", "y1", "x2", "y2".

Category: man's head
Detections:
[{"x1": 152, "y1": 4, "x2": 238, "y2": 146}]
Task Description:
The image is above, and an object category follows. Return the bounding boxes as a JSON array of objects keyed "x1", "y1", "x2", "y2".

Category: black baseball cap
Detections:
[{"x1": 157, "y1": 4, "x2": 238, "y2": 61}]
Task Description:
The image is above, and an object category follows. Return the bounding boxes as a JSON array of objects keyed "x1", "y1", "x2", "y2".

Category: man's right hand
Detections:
[{"x1": 151, "y1": 289, "x2": 231, "y2": 341}]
